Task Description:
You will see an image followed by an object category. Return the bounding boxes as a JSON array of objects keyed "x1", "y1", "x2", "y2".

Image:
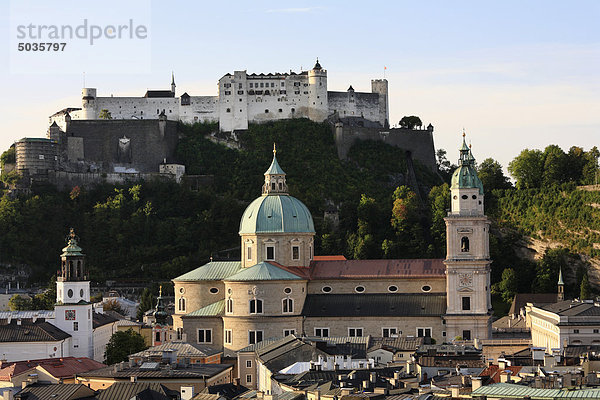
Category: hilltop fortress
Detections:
[
  {"x1": 8, "y1": 60, "x2": 436, "y2": 189},
  {"x1": 52, "y1": 60, "x2": 390, "y2": 132}
]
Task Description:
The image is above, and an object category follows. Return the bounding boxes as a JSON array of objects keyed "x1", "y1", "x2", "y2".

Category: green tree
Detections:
[
  {"x1": 534, "y1": 248, "x2": 569, "y2": 293},
  {"x1": 542, "y1": 145, "x2": 568, "y2": 186},
  {"x1": 499, "y1": 268, "x2": 518, "y2": 303},
  {"x1": 508, "y1": 149, "x2": 544, "y2": 189},
  {"x1": 581, "y1": 146, "x2": 599, "y2": 185},
  {"x1": 0, "y1": 147, "x2": 15, "y2": 168},
  {"x1": 8, "y1": 295, "x2": 34, "y2": 311},
  {"x1": 428, "y1": 184, "x2": 450, "y2": 257},
  {"x1": 98, "y1": 109, "x2": 112, "y2": 120},
  {"x1": 399, "y1": 116, "x2": 422, "y2": 129},
  {"x1": 580, "y1": 273, "x2": 592, "y2": 300},
  {"x1": 477, "y1": 158, "x2": 511, "y2": 191},
  {"x1": 104, "y1": 329, "x2": 147, "y2": 364},
  {"x1": 137, "y1": 288, "x2": 154, "y2": 321}
]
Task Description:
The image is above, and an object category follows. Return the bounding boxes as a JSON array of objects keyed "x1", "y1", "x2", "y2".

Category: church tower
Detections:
[
  {"x1": 444, "y1": 134, "x2": 491, "y2": 340},
  {"x1": 55, "y1": 229, "x2": 93, "y2": 358}
]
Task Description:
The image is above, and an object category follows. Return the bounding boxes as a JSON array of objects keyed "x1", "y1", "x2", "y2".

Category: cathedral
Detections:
[{"x1": 173, "y1": 136, "x2": 491, "y2": 357}]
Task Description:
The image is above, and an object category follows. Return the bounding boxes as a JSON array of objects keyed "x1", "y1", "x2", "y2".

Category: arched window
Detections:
[
  {"x1": 461, "y1": 237, "x2": 470, "y2": 252},
  {"x1": 282, "y1": 298, "x2": 293, "y2": 313},
  {"x1": 179, "y1": 297, "x2": 186, "y2": 312},
  {"x1": 271, "y1": 182, "x2": 276, "y2": 190},
  {"x1": 226, "y1": 298, "x2": 233, "y2": 313},
  {"x1": 249, "y1": 299, "x2": 263, "y2": 314},
  {"x1": 279, "y1": 182, "x2": 283, "y2": 190}
]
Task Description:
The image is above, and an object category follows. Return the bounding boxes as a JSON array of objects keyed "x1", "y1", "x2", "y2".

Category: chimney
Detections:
[
  {"x1": 498, "y1": 359, "x2": 507, "y2": 370},
  {"x1": 471, "y1": 377, "x2": 482, "y2": 391},
  {"x1": 500, "y1": 371, "x2": 512, "y2": 383},
  {"x1": 130, "y1": 376, "x2": 137, "y2": 383},
  {"x1": 450, "y1": 386, "x2": 459, "y2": 398}
]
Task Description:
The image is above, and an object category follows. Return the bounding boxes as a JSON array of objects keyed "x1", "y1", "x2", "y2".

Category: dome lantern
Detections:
[{"x1": 262, "y1": 143, "x2": 289, "y2": 195}]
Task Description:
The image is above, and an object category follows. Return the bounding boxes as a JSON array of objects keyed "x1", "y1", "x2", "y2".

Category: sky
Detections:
[{"x1": 0, "y1": 0, "x2": 598, "y2": 171}]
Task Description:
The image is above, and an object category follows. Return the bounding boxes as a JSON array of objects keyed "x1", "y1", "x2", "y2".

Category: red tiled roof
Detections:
[
  {"x1": 0, "y1": 357, "x2": 105, "y2": 381},
  {"x1": 313, "y1": 255, "x2": 347, "y2": 261},
  {"x1": 309, "y1": 259, "x2": 446, "y2": 279},
  {"x1": 478, "y1": 365, "x2": 522, "y2": 383}
]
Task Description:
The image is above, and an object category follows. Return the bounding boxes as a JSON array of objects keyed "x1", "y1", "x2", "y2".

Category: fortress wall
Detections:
[
  {"x1": 179, "y1": 96, "x2": 219, "y2": 124},
  {"x1": 95, "y1": 97, "x2": 180, "y2": 120},
  {"x1": 47, "y1": 170, "x2": 174, "y2": 190},
  {"x1": 65, "y1": 119, "x2": 179, "y2": 173},
  {"x1": 328, "y1": 91, "x2": 381, "y2": 122},
  {"x1": 335, "y1": 124, "x2": 437, "y2": 171}
]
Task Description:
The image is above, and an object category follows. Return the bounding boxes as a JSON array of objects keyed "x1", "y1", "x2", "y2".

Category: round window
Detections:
[
  {"x1": 461, "y1": 195, "x2": 468, "y2": 200},
  {"x1": 422, "y1": 285, "x2": 432, "y2": 292},
  {"x1": 284, "y1": 287, "x2": 292, "y2": 294},
  {"x1": 472, "y1": 195, "x2": 477, "y2": 199},
  {"x1": 355, "y1": 286, "x2": 365, "y2": 293},
  {"x1": 453, "y1": 195, "x2": 457, "y2": 200},
  {"x1": 322, "y1": 286, "x2": 332, "y2": 293},
  {"x1": 179, "y1": 287, "x2": 185, "y2": 294},
  {"x1": 227, "y1": 288, "x2": 232, "y2": 295},
  {"x1": 388, "y1": 285, "x2": 398, "y2": 293},
  {"x1": 209, "y1": 287, "x2": 219, "y2": 294},
  {"x1": 80, "y1": 289, "x2": 84, "y2": 297},
  {"x1": 67, "y1": 289, "x2": 73, "y2": 298}
]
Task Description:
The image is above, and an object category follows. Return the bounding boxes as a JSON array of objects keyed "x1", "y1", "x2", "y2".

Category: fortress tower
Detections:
[
  {"x1": 81, "y1": 88, "x2": 97, "y2": 119},
  {"x1": 371, "y1": 79, "x2": 389, "y2": 128},
  {"x1": 307, "y1": 59, "x2": 328, "y2": 122},
  {"x1": 54, "y1": 229, "x2": 94, "y2": 358},
  {"x1": 444, "y1": 134, "x2": 491, "y2": 340}
]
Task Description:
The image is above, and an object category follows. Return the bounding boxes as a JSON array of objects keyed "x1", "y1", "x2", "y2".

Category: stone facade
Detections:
[{"x1": 53, "y1": 60, "x2": 388, "y2": 132}]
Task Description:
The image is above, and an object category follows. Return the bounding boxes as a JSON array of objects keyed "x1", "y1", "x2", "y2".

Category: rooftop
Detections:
[
  {"x1": 0, "y1": 357, "x2": 105, "y2": 381},
  {"x1": 78, "y1": 362, "x2": 232, "y2": 380},
  {"x1": 472, "y1": 382, "x2": 600, "y2": 399},
  {"x1": 173, "y1": 261, "x2": 242, "y2": 282},
  {"x1": 308, "y1": 259, "x2": 445, "y2": 279},
  {"x1": 0, "y1": 321, "x2": 70, "y2": 343},
  {"x1": 224, "y1": 262, "x2": 304, "y2": 282},
  {"x1": 130, "y1": 341, "x2": 221, "y2": 359}
]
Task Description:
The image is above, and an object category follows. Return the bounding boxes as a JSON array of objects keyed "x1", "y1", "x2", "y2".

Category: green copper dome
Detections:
[
  {"x1": 450, "y1": 136, "x2": 484, "y2": 195},
  {"x1": 239, "y1": 194, "x2": 315, "y2": 234}
]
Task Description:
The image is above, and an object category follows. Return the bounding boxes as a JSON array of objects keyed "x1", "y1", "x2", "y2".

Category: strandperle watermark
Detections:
[
  {"x1": 9, "y1": 0, "x2": 152, "y2": 74},
  {"x1": 16, "y1": 19, "x2": 148, "y2": 46}
]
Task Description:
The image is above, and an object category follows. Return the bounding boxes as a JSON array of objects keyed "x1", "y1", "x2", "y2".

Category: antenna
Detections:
[{"x1": 384, "y1": 66, "x2": 387, "y2": 79}]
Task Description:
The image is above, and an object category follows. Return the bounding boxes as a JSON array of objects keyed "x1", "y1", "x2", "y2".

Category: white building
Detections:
[{"x1": 51, "y1": 60, "x2": 389, "y2": 132}]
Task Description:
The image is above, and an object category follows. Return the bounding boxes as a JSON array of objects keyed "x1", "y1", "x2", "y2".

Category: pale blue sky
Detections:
[{"x1": 1, "y1": 0, "x2": 598, "y2": 170}]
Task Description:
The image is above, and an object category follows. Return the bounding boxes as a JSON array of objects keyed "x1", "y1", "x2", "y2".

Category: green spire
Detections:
[
  {"x1": 153, "y1": 285, "x2": 168, "y2": 325},
  {"x1": 451, "y1": 132, "x2": 484, "y2": 194},
  {"x1": 61, "y1": 228, "x2": 84, "y2": 257},
  {"x1": 265, "y1": 143, "x2": 286, "y2": 175}
]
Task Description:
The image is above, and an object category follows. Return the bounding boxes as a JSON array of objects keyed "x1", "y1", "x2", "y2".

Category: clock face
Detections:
[
  {"x1": 458, "y1": 273, "x2": 473, "y2": 287},
  {"x1": 65, "y1": 310, "x2": 76, "y2": 320}
]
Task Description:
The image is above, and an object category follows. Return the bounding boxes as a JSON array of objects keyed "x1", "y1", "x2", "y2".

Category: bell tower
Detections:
[
  {"x1": 444, "y1": 133, "x2": 491, "y2": 341},
  {"x1": 55, "y1": 229, "x2": 93, "y2": 358}
]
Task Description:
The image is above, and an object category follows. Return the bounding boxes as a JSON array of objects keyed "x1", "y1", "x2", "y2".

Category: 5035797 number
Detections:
[{"x1": 18, "y1": 42, "x2": 66, "y2": 51}]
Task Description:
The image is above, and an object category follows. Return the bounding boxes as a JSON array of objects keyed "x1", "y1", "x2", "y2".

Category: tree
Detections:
[
  {"x1": 98, "y1": 109, "x2": 112, "y2": 119},
  {"x1": 0, "y1": 147, "x2": 15, "y2": 168},
  {"x1": 104, "y1": 329, "x2": 147, "y2": 364},
  {"x1": 477, "y1": 158, "x2": 511, "y2": 191},
  {"x1": 8, "y1": 294, "x2": 34, "y2": 311},
  {"x1": 103, "y1": 299, "x2": 125, "y2": 315},
  {"x1": 542, "y1": 145, "x2": 568, "y2": 186},
  {"x1": 534, "y1": 248, "x2": 569, "y2": 293},
  {"x1": 580, "y1": 273, "x2": 592, "y2": 300},
  {"x1": 428, "y1": 184, "x2": 450, "y2": 257},
  {"x1": 581, "y1": 146, "x2": 599, "y2": 185},
  {"x1": 508, "y1": 149, "x2": 545, "y2": 189},
  {"x1": 137, "y1": 288, "x2": 154, "y2": 321},
  {"x1": 499, "y1": 268, "x2": 518, "y2": 303},
  {"x1": 399, "y1": 116, "x2": 422, "y2": 129}
]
